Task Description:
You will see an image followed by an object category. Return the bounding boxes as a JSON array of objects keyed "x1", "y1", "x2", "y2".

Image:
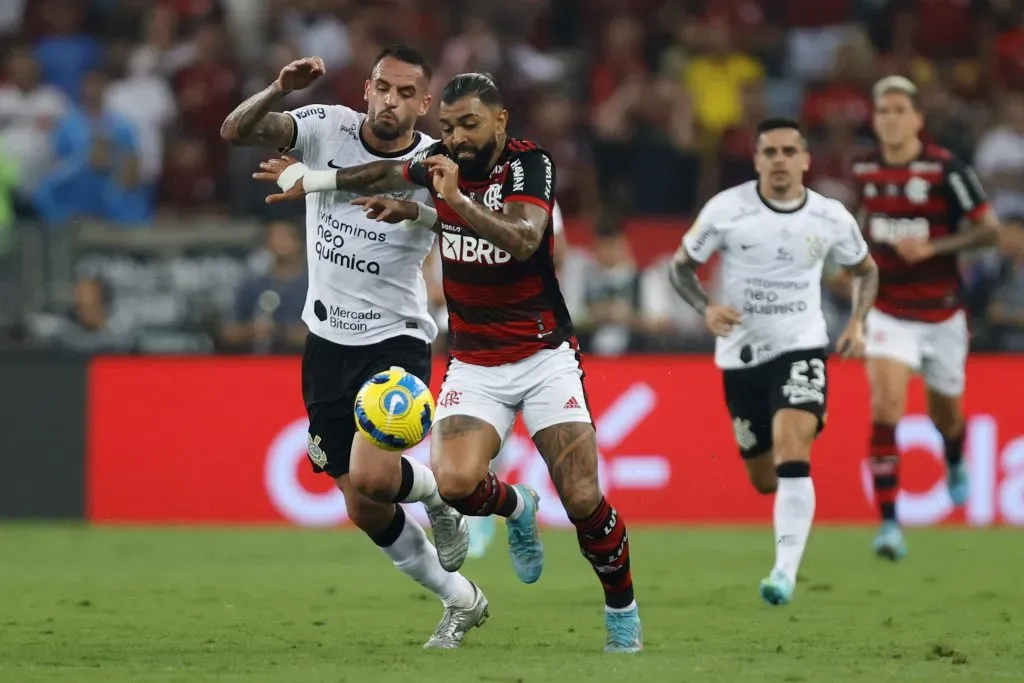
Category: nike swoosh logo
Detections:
[
  {"x1": 740, "y1": 244, "x2": 755, "y2": 250},
  {"x1": 327, "y1": 160, "x2": 342, "y2": 169}
]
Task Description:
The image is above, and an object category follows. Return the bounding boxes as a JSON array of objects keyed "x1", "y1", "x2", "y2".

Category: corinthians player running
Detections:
[
  {"x1": 670, "y1": 118, "x2": 880, "y2": 606},
  {"x1": 220, "y1": 48, "x2": 487, "y2": 649}
]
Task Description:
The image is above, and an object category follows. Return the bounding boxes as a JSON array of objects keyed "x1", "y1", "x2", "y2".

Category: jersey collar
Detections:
[{"x1": 756, "y1": 185, "x2": 808, "y2": 214}]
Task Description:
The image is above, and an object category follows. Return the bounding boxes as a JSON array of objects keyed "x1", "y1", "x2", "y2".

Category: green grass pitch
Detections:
[{"x1": 2, "y1": 525, "x2": 1022, "y2": 682}]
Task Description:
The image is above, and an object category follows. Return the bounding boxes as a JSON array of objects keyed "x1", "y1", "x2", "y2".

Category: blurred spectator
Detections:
[
  {"x1": 278, "y1": 0, "x2": 351, "y2": 72},
  {"x1": 0, "y1": 45, "x2": 67, "y2": 213},
  {"x1": 525, "y1": 93, "x2": 595, "y2": 216},
  {"x1": 974, "y1": 92, "x2": 1024, "y2": 219},
  {"x1": 782, "y1": 0, "x2": 856, "y2": 81},
  {"x1": 630, "y1": 76, "x2": 700, "y2": 214},
  {"x1": 807, "y1": 118, "x2": 870, "y2": 209},
  {"x1": 993, "y1": 1, "x2": 1024, "y2": 90},
  {"x1": 682, "y1": 19, "x2": 764, "y2": 138},
  {"x1": 25, "y1": 275, "x2": 136, "y2": 352},
  {"x1": 988, "y1": 217, "x2": 1024, "y2": 350},
  {"x1": 714, "y1": 81, "x2": 765, "y2": 193},
  {"x1": 574, "y1": 229, "x2": 674, "y2": 356},
  {"x1": 172, "y1": 22, "x2": 241, "y2": 196},
  {"x1": 892, "y1": 0, "x2": 992, "y2": 61},
  {"x1": 220, "y1": 220, "x2": 307, "y2": 354},
  {"x1": 0, "y1": 0, "x2": 25, "y2": 37},
  {"x1": 104, "y1": 45, "x2": 178, "y2": 185},
  {"x1": 917, "y1": 78, "x2": 976, "y2": 163},
  {"x1": 801, "y1": 31, "x2": 875, "y2": 140},
  {"x1": 159, "y1": 135, "x2": 220, "y2": 213},
  {"x1": 34, "y1": 0, "x2": 103, "y2": 101},
  {"x1": 34, "y1": 70, "x2": 151, "y2": 226}
]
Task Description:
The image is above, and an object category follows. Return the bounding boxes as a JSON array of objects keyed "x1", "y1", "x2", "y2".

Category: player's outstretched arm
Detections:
[
  {"x1": 220, "y1": 56, "x2": 325, "y2": 148},
  {"x1": 835, "y1": 254, "x2": 879, "y2": 358}
]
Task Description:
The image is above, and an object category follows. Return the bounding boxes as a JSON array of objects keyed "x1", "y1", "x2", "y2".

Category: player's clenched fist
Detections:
[
  {"x1": 704, "y1": 304, "x2": 742, "y2": 337},
  {"x1": 421, "y1": 155, "x2": 461, "y2": 202},
  {"x1": 275, "y1": 56, "x2": 326, "y2": 93}
]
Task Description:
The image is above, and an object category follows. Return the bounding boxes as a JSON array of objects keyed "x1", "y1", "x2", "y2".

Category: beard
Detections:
[
  {"x1": 452, "y1": 137, "x2": 499, "y2": 180},
  {"x1": 367, "y1": 111, "x2": 404, "y2": 141}
]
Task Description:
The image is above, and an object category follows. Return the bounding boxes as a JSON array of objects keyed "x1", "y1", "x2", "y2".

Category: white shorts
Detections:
[
  {"x1": 433, "y1": 342, "x2": 593, "y2": 443},
  {"x1": 864, "y1": 308, "x2": 968, "y2": 397}
]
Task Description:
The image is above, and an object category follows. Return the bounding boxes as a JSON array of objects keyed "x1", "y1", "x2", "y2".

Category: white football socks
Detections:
[
  {"x1": 401, "y1": 457, "x2": 445, "y2": 510},
  {"x1": 380, "y1": 510, "x2": 476, "y2": 609},
  {"x1": 773, "y1": 476, "x2": 816, "y2": 584}
]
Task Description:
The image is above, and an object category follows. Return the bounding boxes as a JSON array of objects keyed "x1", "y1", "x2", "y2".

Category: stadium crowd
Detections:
[{"x1": 3, "y1": 0, "x2": 1024, "y2": 354}]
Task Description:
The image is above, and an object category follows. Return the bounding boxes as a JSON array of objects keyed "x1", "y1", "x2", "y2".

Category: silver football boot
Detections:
[
  {"x1": 423, "y1": 582, "x2": 489, "y2": 649},
  {"x1": 426, "y1": 502, "x2": 470, "y2": 572}
]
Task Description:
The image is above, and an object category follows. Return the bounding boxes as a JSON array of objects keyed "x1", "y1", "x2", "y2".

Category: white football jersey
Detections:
[
  {"x1": 286, "y1": 104, "x2": 438, "y2": 346},
  {"x1": 682, "y1": 181, "x2": 869, "y2": 369}
]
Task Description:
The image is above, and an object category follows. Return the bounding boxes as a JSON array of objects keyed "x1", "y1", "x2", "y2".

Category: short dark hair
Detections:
[
  {"x1": 373, "y1": 44, "x2": 433, "y2": 81},
  {"x1": 756, "y1": 117, "x2": 803, "y2": 139},
  {"x1": 441, "y1": 72, "x2": 503, "y2": 107}
]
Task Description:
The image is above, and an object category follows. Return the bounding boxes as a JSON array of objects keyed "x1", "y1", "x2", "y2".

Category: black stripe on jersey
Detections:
[
  {"x1": 880, "y1": 295, "x2": 958, "y2": 310},
  {"x1": 452, "y1": 328, "x2": 570, "y2": 352},
  {"x1": 878, "y1": 267, "x2": 958, "y2": 286},
  {"x1": 447, "y1": 295, "x2": 550, "y2": 325}
]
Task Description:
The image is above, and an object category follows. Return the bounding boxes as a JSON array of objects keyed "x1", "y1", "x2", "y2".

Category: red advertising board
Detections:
[{"x1": 87, "y1": 355, "x2": 1024, "y2": 527}]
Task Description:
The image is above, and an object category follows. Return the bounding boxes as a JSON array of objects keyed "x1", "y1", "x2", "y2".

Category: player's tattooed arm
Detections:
[
  {"x1": 220, "y1": 84, "x2": 295, "y2": 148},
  {"x1": 668, "y1": 247, "x2": 709, "y2": 316},
  {"x1": 448, "y1": 196, "x2": 548, "y2": 260},
  {"x1": 844, "y1": 254, "x2": 879, "y2": 322},
  {"x1": 334, "y1": 161, "x2": 417, "y2": 193},
  {"x1": 928, "y1": 206, "x2": 1001, "y2": 255}
]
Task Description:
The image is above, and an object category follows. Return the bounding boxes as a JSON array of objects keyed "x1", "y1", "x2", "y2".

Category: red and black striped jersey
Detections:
[
  {"x1": 852, "y1": 144, "x2": 989, "y2": 323},
  {"x1": 403, "y1": 138, "x2": 574, "y2": 366}
]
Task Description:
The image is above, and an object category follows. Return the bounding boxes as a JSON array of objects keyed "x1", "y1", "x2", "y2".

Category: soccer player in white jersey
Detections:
[
  {"x1": 220, "y1": 47, "x2": 487, "y2": 649},
  {"x1": 669, "y1": 117, "x2": 880, "y2": 606}
]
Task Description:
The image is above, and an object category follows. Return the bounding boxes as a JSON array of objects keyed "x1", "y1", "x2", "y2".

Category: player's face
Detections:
[
  {"x1": 438, "y1": 96, "x2": 508, "y2": 179},
  {"x1": 873, "y1": 92, "x2": 922, "y2": 147},
  {"x1": 754, "y1": 128, "x2": 809, "y2": 196},
  {"x1": 364, "y1": 57, "x2": 432, "y2": 141}
]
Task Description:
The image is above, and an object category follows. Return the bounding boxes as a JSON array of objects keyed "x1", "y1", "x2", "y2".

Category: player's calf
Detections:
[
  {"x1": 743, "y1": 453, "x2": 778, "y2": 494},
  {"x1": 762, "y1": 411, "x2": 817, "y2": 604},
  {"x1": 534, "y1": 423, "x2": 637, "y2": 608},
  {"x1": 926, "y1": 388, "x2": 968, "y2": 507}
]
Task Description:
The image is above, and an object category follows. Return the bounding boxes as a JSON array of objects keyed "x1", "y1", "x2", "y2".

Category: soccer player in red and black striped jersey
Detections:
[
  {"x1": 254, "y1": 73, "x2": 642, "y2": 654},
  {"x1": 853, "y1": 76, "x2": 1002, "y2": 561}
]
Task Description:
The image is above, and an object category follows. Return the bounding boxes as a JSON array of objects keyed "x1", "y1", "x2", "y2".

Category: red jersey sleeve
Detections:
[{"x1": 502, "y1": 150, "x2": 556, "y2": 213}]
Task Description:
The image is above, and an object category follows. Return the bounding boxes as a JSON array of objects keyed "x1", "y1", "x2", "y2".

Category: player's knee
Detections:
[
  {"x1": 773, "y1": 438, "x2": 811, "y2": 471},
  {"x1": 870, "y1": 390, "x2": 904, "y2": 423},
  {"x1": 558, "y1": 480, "x2": 603, "y2": 519},
  {"x1": 433, "y1": 463, "x2": 484, "y2": 502}
]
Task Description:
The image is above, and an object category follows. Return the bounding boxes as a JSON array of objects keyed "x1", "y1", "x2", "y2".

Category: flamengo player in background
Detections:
[
  {"x1": 254, "y1": 73, "x2": 642, "y2": 654},
  {"x1": 855, "y1": 76, "x2": 1001, "y2": 561},
  {"x1": 670, "y1": 118, "x2": 879, "y2": 606},
  {"x1": 221, "y1": 48, "x2": 489, "y2": 650}
]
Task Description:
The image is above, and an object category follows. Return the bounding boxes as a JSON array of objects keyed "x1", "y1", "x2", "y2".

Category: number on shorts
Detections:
[{"x1": 789, "y1": 358, "x2": 826, "y2": 388}]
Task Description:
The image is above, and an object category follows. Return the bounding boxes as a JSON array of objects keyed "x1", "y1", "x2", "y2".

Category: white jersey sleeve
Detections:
[
  {"x1": 828, "y1": 201, "x2": 870, "y2": 266},
  {"x1": 284, "y1": 104, "x2": 360, "y2": 164},
  {"x1": 682, "y1": 195, "x2": 728, "y2": 264}
]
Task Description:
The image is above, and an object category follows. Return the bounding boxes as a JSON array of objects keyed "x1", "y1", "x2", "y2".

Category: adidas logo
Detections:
[{"x1": 563, "y1": 397, "x2": 581, "y2": 409}]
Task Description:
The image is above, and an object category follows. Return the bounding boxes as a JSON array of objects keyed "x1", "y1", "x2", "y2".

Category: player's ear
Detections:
[
  {"x1": 363, "y1": 79, "x2": 371, "y2": 104},
  {"x1": 495, "y1": 108, "x2": 509, "y2": 134},
  {"x1": 803, "y1": 151, "x2": 811, "y2": 173},
  {"x1": 418, "y1": 93, "x2": 432, "y2": 118}
]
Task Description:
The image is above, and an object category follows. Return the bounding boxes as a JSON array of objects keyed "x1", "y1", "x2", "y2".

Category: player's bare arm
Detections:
[
  {"x1": 253, "y1": 156, "x2": 415, "y2": 204},
  {"x1": 351, "y1": 197, "x2": 442, "y2": 234},
  {"x1": 669, "y1": 245, "x2": 741, "y2": 337},
  {"x1": 424, "y1": 155, "x2": 546, "y2": 261},
  {"x1": 220, "y1": 57, "x2": 325, "y2": 148},
  {"x1": 835, "y1": 255, "x2": 878, "y2": 358},
  {"x1": 895, "y1": 207, "x2": 1001, "y2": 264}
]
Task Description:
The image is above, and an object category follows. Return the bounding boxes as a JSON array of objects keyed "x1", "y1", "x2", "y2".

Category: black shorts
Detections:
[
  {"x1": 302, "y1": 333, "x2": 432, "y2": 477},
  {"x1": 721, "y1": 347, "x2": 828, "y2": 460}
]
